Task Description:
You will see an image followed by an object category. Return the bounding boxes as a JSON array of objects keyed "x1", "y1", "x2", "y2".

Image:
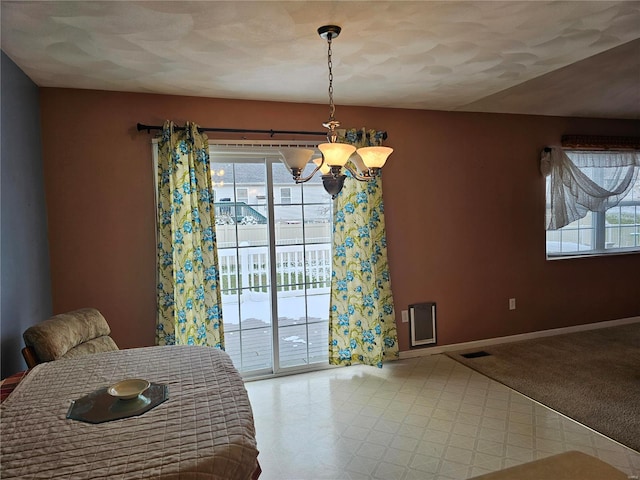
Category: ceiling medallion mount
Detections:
[
  {"x1": 317, "y1": 25, "x2": 341, "y2": 41},
  {"x1": 279, "y1": 25, "x2": 393, "y2": 199}
]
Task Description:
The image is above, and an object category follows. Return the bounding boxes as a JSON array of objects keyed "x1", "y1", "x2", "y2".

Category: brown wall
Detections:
[{"x1": 39, "y1": 88, "x2": 640, "y2": 352}]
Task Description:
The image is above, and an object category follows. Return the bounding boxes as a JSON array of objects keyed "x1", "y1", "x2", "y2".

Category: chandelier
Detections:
[{"x1": 280, "y1": 25, "x2": 393, "y2": 199}]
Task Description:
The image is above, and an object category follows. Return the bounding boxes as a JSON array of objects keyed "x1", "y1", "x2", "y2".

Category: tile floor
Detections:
[{"x1": 245, "y1": 354, "x2": 640, "y2": 480}]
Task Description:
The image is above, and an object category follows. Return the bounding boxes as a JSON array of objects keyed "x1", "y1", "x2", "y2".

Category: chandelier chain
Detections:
[{"x1": 327, "y1": 34, "x2": 335, "y2": 122}]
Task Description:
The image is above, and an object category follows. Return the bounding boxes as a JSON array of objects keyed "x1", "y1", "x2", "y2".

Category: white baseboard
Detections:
[{"x1": 399, "y1": 316, "x2": 640, "y2": 359}]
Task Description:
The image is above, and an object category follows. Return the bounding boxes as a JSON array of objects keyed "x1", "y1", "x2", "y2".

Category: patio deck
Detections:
[{"x1": 224, "y1": 319, "x2": 329, "y2": 373}]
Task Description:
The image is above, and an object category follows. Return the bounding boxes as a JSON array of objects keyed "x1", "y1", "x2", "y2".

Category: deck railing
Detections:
[{"x1": 218, "y1": 244, "x2": 332, "y2": 297}]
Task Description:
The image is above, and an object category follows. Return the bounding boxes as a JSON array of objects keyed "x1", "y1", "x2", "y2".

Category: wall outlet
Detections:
[
  {"x1": 509, "y1": 298, "x2": 516, "y2": 310},
  {"x1": 401, "y1": 310, "x2": 409, "y2": 323}
]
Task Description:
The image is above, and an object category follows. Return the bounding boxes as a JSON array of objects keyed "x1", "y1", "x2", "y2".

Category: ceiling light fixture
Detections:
[{"x1": 280, "y1": 25, "x2": 393, "y2": 199}]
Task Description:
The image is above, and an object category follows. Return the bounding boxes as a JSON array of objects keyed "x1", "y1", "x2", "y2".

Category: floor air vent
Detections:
[{"x1": 461, "y1": 351, "x2": 491, "y2": 359}]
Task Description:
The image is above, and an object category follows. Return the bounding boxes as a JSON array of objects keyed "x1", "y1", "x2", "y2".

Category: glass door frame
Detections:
[{"x1": 209, "y1": 141, "x2": 333, "y2": 378}]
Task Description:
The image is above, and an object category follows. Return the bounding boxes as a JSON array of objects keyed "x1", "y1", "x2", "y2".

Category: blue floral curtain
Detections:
[
  {"x1": 156, "y1": 121, "x2": 224, "y2": 348},
  {"x1": 329, "y1": 128, "x2": 399, "y2": 367}
]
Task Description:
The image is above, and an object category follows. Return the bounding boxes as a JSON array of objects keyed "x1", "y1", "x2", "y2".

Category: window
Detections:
[
  {"x1": 280, "y1": 187, "x2": 291, "y2": 205},
  {"x1": 236, "y1": 187, "x2": 248, "y2": 205},
  {"x1": 545, "y1": 149, "x2": 640, "y2": 258}
]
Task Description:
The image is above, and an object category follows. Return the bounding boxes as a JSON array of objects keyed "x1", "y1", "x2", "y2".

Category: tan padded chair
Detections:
[
  {"x1": 467, "y1": 450, "x2": 628, "y2": 480},
  {"x1": 22, "y1": 308, "x2": 119, "y2": 369}
]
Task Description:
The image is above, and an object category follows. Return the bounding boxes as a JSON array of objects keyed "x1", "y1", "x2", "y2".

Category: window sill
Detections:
[{"x1": 546, "y1": 248, "x2": 640, "y2": 260}]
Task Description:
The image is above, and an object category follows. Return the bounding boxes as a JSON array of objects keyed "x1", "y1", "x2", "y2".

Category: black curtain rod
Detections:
[
  {"x1": 136, "y1": 123, "x2": 327, "y2": 137},
  {"x1": 136, "y1": 123, "x2": 388, "y2": 141}
]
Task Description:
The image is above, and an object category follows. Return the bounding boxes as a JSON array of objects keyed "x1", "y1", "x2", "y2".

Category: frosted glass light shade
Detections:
[
  {"x1": 313, "y1": 156, "x2": 331, "y2": 175},
  {"x1": 318, "y1": 143, "x2": 356, "y2": 167},
  {"x1": 357, "y1": 146, "x2": 393, "y2": 169},
  {"x1": 279, "y1": 148, "x2": 315, "y2": 171}
]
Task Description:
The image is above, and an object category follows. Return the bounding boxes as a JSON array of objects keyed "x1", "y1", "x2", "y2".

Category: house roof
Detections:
[{"x1": 211, "y1": 161, "x2": 301, "y2": 185}]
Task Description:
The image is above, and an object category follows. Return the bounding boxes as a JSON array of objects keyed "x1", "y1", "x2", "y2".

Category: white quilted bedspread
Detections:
[{"x1": 0, "y1": 346, "x2": 259, "y2": 479}]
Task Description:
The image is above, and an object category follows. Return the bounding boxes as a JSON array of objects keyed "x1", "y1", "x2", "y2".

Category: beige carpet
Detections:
[{"x1": 447, "y1": 322, "x2": 640, "y2": 452}]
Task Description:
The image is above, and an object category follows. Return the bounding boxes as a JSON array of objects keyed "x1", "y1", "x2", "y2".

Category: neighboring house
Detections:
[{"x1": 210, "y1": 160, "x2": 332, "y2": 224}]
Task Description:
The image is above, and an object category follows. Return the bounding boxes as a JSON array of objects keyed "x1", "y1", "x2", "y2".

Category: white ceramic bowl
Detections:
[{"x1": 107, "y1": 379, "x2": 151, "y2": 400}]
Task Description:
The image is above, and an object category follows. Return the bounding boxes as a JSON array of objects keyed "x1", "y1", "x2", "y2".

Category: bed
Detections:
[{"x1": 0, "y1": 345, "x2": 260, "y2": 479}]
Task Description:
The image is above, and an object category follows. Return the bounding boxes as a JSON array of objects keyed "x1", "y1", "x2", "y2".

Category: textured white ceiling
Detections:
[{"x1": 2, "y1": 1, "x2": 639, "y2": 118}]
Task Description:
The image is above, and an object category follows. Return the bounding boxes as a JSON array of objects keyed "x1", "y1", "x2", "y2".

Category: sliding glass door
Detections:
[{"x1": 210, "y1": 144, "x2": 332, "y2": 375}]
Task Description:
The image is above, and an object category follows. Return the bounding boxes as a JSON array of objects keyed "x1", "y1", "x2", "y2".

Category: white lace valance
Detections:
[{"x1": 541, "y1": 147, "x2": 640, "y2": 230}]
